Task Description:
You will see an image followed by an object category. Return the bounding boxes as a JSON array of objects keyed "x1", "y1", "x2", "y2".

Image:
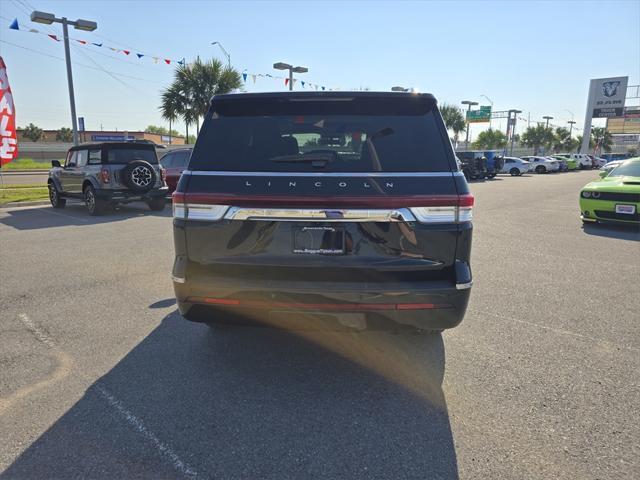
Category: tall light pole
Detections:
[
  {"x1": 273, "y1": 62, "x2": 308, "y2": 91},
  {"x1": 461, "y1": 100, "x2": 478, "y2": 148},
  {"x1": 480, "y1": 94, "x2": 494, "y2": 128},
  {"x1": 211, "y1": 42, "x2": 231, "y2": 67},
  {"x1": 508, "y1": 109, "x2": 522, "y2": 155},
  {"x1": 543, "y1": 115, "x2": 553, "y2": 128},
  {"x1": 31, "y1": 11, "x2": 97, "y2": 146}
]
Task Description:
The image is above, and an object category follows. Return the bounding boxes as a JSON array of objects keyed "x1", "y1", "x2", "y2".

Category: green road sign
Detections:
[{"x1": 467, "y1": 106, "x2": 492, "y2": 123}]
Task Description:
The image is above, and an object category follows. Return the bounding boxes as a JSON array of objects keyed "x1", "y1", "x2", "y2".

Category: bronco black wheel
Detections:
[
  {"x1": 48, "y1": 183, "x2": 66, "y2": 208},
  {"x1": 147, "y1": 197, "x2": 166, "y2": 211},
  {"x1": 84, "y1": 185, "x2": 107, "y2": 216}
]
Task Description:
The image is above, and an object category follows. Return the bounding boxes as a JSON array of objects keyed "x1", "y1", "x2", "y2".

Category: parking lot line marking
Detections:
[
  {"x1": 0, "y1": 314, "x2": 73, "y2": 416},
  {"x1": 470, "y1": 309, "x2": 639, "y2": 353},
  {"x1": 94, "y1": 385, "x2": 198, "y2": 478}
]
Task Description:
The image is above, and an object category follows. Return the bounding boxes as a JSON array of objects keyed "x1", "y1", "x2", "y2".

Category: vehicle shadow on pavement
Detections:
[
  {"x1": 3, "y1": 311, "x2": 459, "y2": 479},
  {"x1": 0, "y1": 203, "x2": 171, "y2": 231},
  {"x1": 582, "y1": 223, "x2": 640, "y2": 242}
]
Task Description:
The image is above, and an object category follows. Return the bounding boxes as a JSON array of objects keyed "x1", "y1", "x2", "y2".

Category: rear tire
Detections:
[
  {"x1": 147, "y1": 197, "x2": 166, "y2": 211},
  {"x1": 509, "y1": 168, "x2": 519, "y2": 176},
  {"x1": 535, "y1": 165, "x2": 546, "y2": 174},
  {"x1": 48, "y1": 183, "x2": 66, "y2": 208},
  {"x1": 84, "y1": 185, "x2": 107, "y2": 216}
]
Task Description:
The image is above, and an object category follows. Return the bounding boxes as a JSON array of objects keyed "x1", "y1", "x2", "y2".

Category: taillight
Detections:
[
  {"x1": 100, "y1": 169, "x2": 110, "y2": 183},
  {"x1": 160, "y1": 167, "x2": 167, "y2": 182},
  {"x1": 172, "y1": 192, "x2": 228, "y2": 221},
  {"x1": 410, "y1": 194, "x2": 474, "y2": 223}
]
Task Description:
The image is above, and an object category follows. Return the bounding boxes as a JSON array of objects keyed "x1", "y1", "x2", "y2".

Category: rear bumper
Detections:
[
  {"x1": 173, "y1": 272, "x2": 472, "y2": 331},
  {"x1": 95, "y1": 187, "x2": 168, "y2": 202}
]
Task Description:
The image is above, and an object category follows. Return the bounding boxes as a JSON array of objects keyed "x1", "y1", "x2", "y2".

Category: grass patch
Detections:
[
  {"x1": 1, "y1": 158, "x2": 53, "y2": 170},
  {"x1": 0, "y1": 185, "x2": 49, "y2": 205},
  {"x1": 0, "y1": 183, "x2": 46, "y2": 189}
]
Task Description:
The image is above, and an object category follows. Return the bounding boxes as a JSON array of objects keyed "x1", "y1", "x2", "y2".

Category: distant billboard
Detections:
[
  {"x1": 91, "y1": 135, "x2": 135, "y2": 141},
  {"x1": 607, "y1": 108, "x2": 640, "y2": 134},
  {"x1": 591, "y1": 76, "x2": 627, "y2": 118}
]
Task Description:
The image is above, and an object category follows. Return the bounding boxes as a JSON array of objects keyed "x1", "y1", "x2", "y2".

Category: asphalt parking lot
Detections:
[{"x1": 1, "y1": 170, "x2": 638, "y2": 479}]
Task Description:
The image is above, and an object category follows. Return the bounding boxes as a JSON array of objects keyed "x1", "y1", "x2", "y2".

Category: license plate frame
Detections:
[
  {"x1": 615, "y1": 204, "x2": 636, "y2": 215},
  {"x1": 292, "y1": 225, "x2": 346, "y2": 255}
]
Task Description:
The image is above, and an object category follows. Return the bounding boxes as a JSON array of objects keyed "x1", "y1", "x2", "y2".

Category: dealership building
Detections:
[{"x1": 17, "y1": 130, "x2": 185, "y2": 145}]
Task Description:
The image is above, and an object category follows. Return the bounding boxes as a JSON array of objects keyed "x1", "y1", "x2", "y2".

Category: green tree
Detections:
[
  {"x1": 576, "y1": 135, "x2": 594, "y2": 152},
  {"x1": 521, "y1": 124, "x2": 555, "y2": 155},
  {"x1": 552, "y1": 127, "x2": 578, "y2": 152},
  {"x1": 55, "y1": 127, "x2": 73, "y2": 142},
  {"x1": 160, "y1": 58, "x2": 242, "y2": 144},
  {"x1": 21, "y1": 123, "x2": 44, "y2": 142},
  {"x1": 590, "y1": 127, "x2": 613, "y2": 153},
  {"x1": 145, "y1": 125, "x2": 181, "y2": 137},
  {"x1": 439, "y1": 103, "x2": 466, "y2": 144},
  {"x1": 472, "y1": 128, "x2": 507, "y2": 149}
]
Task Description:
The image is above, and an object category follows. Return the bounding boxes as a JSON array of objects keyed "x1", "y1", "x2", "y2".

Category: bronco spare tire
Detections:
[{"x1": 120, "y1": 160, "x2": 156, "y2": 192}]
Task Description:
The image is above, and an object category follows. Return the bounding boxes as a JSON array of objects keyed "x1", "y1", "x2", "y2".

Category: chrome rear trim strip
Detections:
[
  {"x1": 224, "y1": 207, "x2": 417, "y2": 222},
  {"x1": 183, "y1": 171, "x2": 462, "y2": 178},
  {"x1": 455, "y1": 281, "x2": 473, "y2": 290}
]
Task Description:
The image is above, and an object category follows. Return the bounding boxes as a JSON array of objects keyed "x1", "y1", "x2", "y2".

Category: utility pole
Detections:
[
  {"x1": 461, "y1": 100, "x2": 478, "y2": 149},
  {"x1": 211, "y1": 42, "x2": 231, "y2": 67},
  {"x1": 31, "y1": 11, "x2": 97, "y2": 146},
  {"x1": 543, "y1": 116, "x2": 553, "y2": 129},
  {"x1": 508, "y1": 109, "x2": 522, "y2": 155}
]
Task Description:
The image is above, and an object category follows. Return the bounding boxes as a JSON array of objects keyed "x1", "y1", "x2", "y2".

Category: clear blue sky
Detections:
[{"x1": 1, "y1": 0, "x2": 638, "y2": 139}]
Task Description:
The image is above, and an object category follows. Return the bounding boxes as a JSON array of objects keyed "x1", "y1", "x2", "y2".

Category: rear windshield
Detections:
[
  {"x1": 189, "y1": 96, "x2": 453, "y2": 172},
  {"x1": 105, "y1": 147, "x2": 157, "y2": 164}
]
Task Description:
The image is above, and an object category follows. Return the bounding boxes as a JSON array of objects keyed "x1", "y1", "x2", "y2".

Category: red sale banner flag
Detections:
[{"x1": 0, "y1": 56, "x2": 18, "y2": 166}]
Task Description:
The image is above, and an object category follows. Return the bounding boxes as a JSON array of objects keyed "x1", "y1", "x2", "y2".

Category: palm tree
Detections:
[
  {"x1": 472, "y1": 129, "x2": 507, "y2": 149},
  {"x1": 591, "y1": 127, "x2": 613, "y2": 153},
  {"x1": 160, "y1": 58, "x2": 242, "y2": 143},
  {"x1": 439, "y1": 103, "x2": 466, "y2": 145},
  {"x1": 521, "y1": 124, "x2": 555, "y2": 155}
]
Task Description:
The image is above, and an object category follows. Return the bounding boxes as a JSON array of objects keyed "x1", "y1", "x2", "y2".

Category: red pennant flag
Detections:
[
  {"x1": 0, "y1": 57, "x2": 19, "y2": 166},
  {"x1": 164, "y1": 59, "x2": 171, "y2": 64},
  {"x1": 48, "y1": 34, "x2": 59, "y2": 41},
  {"x1": 284, "y1": 78, "x2": 289, "y2": 86},
  {"x1": 76, "y1": 40, "x2": 87, "y2": 45},
  {"x1": 123, "y1": 50, "x2": 130, "y2": 55}
]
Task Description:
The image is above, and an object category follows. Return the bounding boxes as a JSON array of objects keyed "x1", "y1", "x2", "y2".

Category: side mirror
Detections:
[
  {"x1": 51, "y1": 160, "x2": 61, "y2": 168},
  {"x1": 598, "y1": 170, "x2": 608, "y2": 179}
]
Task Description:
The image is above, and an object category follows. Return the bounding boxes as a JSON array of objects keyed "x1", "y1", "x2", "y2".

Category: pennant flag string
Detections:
[
  {"x1": 241, "y1": 70, "x2": 333, "y2": 91},
  {"x1": 6, "y1": 18, "x2": 184, "y2": 66}
]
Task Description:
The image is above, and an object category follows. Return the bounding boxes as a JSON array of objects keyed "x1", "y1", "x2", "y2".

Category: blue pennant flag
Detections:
[
  {"x1": 301, "y1": 81, "x2": 305, "y2": 88},
  {"x1": 242, "y1": 73, "x2": 247, "y2": 82},
  {"x1": 92, "y1": 43, "x2": 102, "y2": 47},
  {"x1": 321, "y1": 86, "x2": 325, "y2": 91},
  {"x1": 9, "y1": 18, "x2": 19, "y2": 30},
  {"x1": 136, "y1": 53, "x2": 144, "y2": 59},
  {"x1": 177, "y1": 59, "x2": 185, "y2": 66}
]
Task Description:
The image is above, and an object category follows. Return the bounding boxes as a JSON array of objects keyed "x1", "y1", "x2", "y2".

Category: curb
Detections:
[
  {"x1": 0, "y1": 200, "x2": 51, "y2": 209},
  {"x1": 0, "y1": 170, "x2": 49, "y2": 174}
]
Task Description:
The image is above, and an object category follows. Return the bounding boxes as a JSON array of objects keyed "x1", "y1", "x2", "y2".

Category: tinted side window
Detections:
[
  {"x1": 88, "y1": 149, "x2": 101, "y2": 165},
  {"x1": 76, "y1": 150, "x2": 88, "y2": 167},
  {"x1": 175, "y1": 151, "x2": 190, "y2": 167},
  {"x1": 160, "y1": 153, "x2": 175, "y2": 168}
]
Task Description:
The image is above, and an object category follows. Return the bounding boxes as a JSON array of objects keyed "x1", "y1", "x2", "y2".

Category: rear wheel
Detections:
[
  {"x1": 147, "y1": 197, "x2": 166, "y2": 211},
  {"x1": 509, "y1": 168, "x2": 519, "y2": 176},
  {"x1": 48, "y1": 183, "x2": 66, "y2": 208},
  {"x1": 84, "y1": 185, "x2": 107, "y2": 216},
  {"x1": 535, "y1": 165, "x2": 546, "y2": 174}
]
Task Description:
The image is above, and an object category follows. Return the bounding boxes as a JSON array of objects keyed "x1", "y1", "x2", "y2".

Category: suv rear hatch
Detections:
[{"x1": 174, "y1": 92, "x2": 471, "y2": 286}]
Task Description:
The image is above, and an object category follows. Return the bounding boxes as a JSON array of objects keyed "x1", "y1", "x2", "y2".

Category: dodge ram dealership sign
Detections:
[{"x1": 580, "y1": 76, "x2": 628, "y2": 153}]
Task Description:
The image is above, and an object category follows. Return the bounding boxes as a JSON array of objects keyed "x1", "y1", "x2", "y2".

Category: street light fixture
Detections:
[
  {"x1": 480, "y1": 94, "x2": 494, "y2": 128},
  {"x1": 211, "y1": 42, "x2": 231, "y2": 67},
  {"x1": 543, "y1": 115, "x2": 554, "y2": 128},
  {"x1": 273, "y1": 62, "x2": 308, "y2": 91},
  {"x1": 567, "y1": 120, "x2": 577, "y2": 139},
  {"x1": 31, "y1": 10, "x2": 97, "y2": 146},
  {"x1": 461, "y1": 100, "x2": 478, "y2": 148},
  {"x1": 391, "y1": 86, "x2": 410, "y2": 92}
]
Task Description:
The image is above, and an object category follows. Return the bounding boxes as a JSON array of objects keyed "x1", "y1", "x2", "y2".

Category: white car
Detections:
[
  {"x1": 599, "y1": 160, "x2": 624, "y2": 174},
  {"x1": 559, "y1": 153, "x2": 593, "y2": 169},
  {"x1": 500, "y1": 157, "x2": 531, "y2": 176},
  {"x1": 521, "y1": 156, "x2": 560, "y2": 174}
]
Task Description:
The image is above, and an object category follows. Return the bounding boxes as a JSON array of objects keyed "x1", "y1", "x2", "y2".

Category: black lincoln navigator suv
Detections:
[{"x1": 172, "y1": 92, "x2": 473, "y2": 333}]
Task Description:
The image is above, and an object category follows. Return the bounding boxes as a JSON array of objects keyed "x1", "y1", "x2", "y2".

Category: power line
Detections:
[{"x1": 0, "y1": 39, "x2": 165, "y2": 85}]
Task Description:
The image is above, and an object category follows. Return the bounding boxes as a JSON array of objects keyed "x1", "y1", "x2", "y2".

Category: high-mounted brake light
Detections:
[{"x1": 100, "y1": 169, "x2": 110, "y2": 183}]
